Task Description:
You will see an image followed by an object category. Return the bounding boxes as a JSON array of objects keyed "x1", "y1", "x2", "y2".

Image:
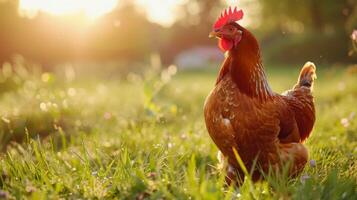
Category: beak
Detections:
[{"x1": 209, "y1": 30, "x2": 222, "y2": 38}]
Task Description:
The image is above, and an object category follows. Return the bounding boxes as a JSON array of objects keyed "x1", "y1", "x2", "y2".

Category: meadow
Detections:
[{"x1": 0, "y1": 58, "x2": 356, "y2": 199}]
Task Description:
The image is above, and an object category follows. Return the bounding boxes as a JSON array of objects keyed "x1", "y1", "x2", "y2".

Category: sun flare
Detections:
[
  {"x1": 19, "y1": 0, "x2": 118, "y2": 20},
  {"x1": 19, "y1": 0, "x2": 182, "y2": 26},
  {"x1": 136, "y1": 0, "x2": 182, "y2": 26}
]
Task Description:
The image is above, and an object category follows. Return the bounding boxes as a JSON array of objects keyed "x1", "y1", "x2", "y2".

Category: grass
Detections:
[{"x1": 0, "y1": 59, "x2": 356, "y2": 199}]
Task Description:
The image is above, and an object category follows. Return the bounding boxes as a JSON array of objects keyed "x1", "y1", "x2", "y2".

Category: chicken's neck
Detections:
[{"x1": 216, "y1": 37, "x2": 273, "y2": 100}]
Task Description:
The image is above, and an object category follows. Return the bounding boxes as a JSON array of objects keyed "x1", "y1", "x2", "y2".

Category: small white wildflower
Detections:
[
  {"x1": 300, "y1": 174, "x2": 310, "y2": 184},
  {"x1": 309, "y1": 160, "x2": 316, "y2": 167}
]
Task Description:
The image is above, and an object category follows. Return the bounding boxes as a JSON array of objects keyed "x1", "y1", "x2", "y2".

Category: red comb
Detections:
[{"x1": 213, "y1": 7, "x2": 244, "y2": 30}]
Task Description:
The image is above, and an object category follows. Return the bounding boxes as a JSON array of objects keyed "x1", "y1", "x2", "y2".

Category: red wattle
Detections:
[{"x1": 218, "y1": 39, "x2": 233, "y2": 52}]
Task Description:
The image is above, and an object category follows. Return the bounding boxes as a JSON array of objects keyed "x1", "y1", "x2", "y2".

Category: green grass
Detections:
[{"x1": 0, "y1": 60, "x2": 356, "y2": 199}]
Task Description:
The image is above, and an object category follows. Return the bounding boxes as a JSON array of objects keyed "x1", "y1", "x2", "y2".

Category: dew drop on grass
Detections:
[
  {"x1": 41, "y1": 73, "x2": 50, "y2": 82},
  {"x1": 67, "y1": 88, "x2": 77, "y2": 96},
  {"x1": 340, "y1": 118, "x2": 350, "y2": 128},
  {"x1": 40, "y1": 102, "x2": 48, "y2": 112},
  {"x1": 180, "y1": 134, "x2": 187, "y2": 140},
  {"x1": 167, "y1": 65, "x2": 177, "y2": 76}
]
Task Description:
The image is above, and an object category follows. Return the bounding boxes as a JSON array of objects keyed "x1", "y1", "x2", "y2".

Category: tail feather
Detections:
[{"x1": 295, "y1": 62, "x2": 317, "y2": 90}]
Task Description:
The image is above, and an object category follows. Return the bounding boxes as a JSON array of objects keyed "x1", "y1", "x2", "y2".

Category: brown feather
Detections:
[{"x1": 204, "y1": 25, "x2": 316, "y2": 183}]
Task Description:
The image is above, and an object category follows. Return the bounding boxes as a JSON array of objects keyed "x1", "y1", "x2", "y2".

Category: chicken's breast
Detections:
[{"x1": 204, "y1": 74, "x2": 307, "y2": 177}]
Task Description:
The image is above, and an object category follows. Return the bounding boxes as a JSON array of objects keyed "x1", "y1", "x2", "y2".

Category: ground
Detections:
[{"x1": 0, "y1": 60, "x2": 356, "y2": 199}]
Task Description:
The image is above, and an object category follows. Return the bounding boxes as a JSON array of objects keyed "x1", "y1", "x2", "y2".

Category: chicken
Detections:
[{"x1": 204, "y1": 7, "x2": 317, "y2": 183}]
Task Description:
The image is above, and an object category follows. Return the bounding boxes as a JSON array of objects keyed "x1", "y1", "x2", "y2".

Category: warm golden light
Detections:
[
  {"x1": 19, "y1": 0, "x2": 118, "y2": 20},
  {"x1": 19, "y1": 1, "x2": 248, "y2": 27},
  {"x1": 136, "y1": 0, "x2": 182, "y2": 26},
  {"x1": 19, "y1": 0, "x2": 182, "y2": 26}
]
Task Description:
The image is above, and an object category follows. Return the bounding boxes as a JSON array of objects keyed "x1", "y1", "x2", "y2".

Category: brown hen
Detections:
[{"x1": 204, "y1": 7, "x2": 317, "y2": 183}]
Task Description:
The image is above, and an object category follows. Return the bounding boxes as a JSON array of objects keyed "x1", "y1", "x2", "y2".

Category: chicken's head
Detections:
[{"x1": 210, "y1": 7, "x2": 244, "y2": 52}]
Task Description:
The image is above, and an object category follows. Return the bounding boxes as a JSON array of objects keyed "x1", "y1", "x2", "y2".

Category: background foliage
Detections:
[{"x1": 0, "y1": 0, "x2": 356, "y2": 65}]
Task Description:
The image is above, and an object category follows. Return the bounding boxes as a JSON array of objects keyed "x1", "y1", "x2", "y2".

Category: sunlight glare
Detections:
[
  {"x1": 19, "y1": 0, "x2": 118, "y2": 20},
  {"x1": 136, "y1": 0, "x2": 183, "y2": 27}
]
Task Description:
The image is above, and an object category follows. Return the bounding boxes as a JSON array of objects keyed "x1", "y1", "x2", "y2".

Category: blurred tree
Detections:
[
  {"x1": 0, "y1": 0, "x2": 164, "y2": 65},
  {"x1": 0, "y1": 0, "x2": 355, "y2": 66},
  {"x1": 257, "y1": 0, "x2": 357, "y2": 63},
  {"x1": 86, "y1": 1, "x2": 155, "y2": 61},
  {"x1": 0, "y1": 0, "x2": 21, "y2": 62},
  {"x1": 258, "y1": 0, "x2": 356, "y2": 33},
  {"x1": 161, "y1": 0, "x2": 225, "y2": 64}
]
